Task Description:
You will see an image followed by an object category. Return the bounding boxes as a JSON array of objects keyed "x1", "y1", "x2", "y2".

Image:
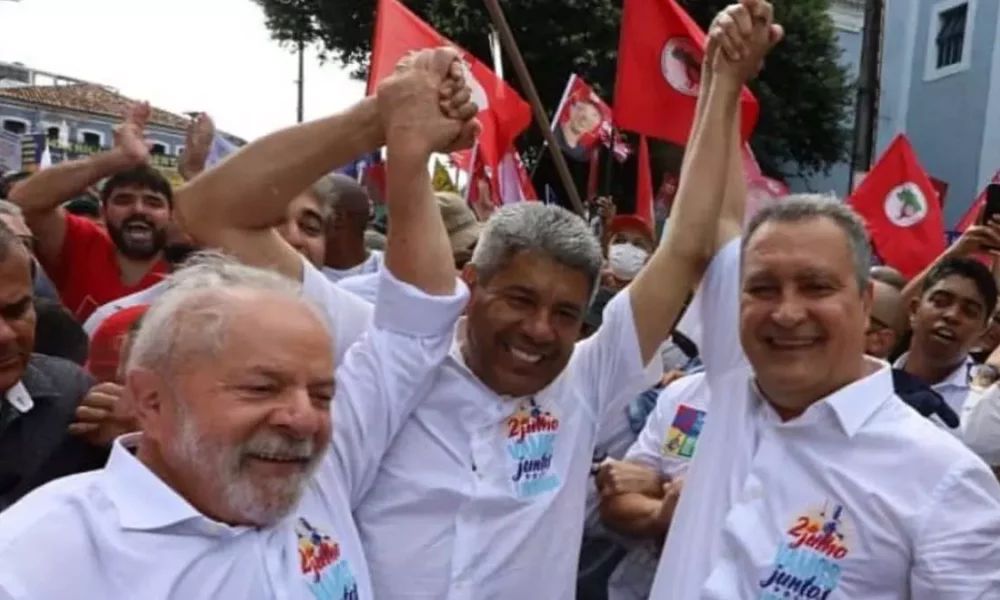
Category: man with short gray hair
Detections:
[
  {"x1": 0, "y1": 200, "x2": 58, "y2": 301},
  {"x1": 0, "y1": 45, "x2": 479, "y2": 600},
  {"x1": 653, "y1": 40, "x2": 1000, "y2": 600},
  {"x1": 353, "y1": 6, "x2": 778, "y2": 598}
]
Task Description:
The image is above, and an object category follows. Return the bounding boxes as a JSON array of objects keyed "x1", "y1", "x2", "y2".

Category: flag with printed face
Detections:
[
  {"x1": 614, "y1": 0, "x2": 759, "y2": 145},
  {"x1": 552, "y1": 74, "x2": 630, "y2": 163},
  {"x1": 848, "y1": 134, "x2": 946, "y2": 279},
  {"x1": 368, "y1": 0, "x2": 532, "y2": 178}
]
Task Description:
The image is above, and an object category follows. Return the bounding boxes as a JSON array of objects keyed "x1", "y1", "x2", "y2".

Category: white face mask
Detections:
[{"x1": 608, "y1": 243, "x2": 650, "y2": 281}]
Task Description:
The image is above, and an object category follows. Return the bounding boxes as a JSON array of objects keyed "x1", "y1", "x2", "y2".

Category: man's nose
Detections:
[
  {"x1": 271, "y1": 388, "x2": 324, "y2": 438},
  {"x1": 770, "y1": 293, "x2": 808, "y2": 327}
]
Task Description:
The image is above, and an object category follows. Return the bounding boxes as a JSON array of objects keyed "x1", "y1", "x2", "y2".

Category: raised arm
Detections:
[
  {"x1": 628, "y1": 1, "x2": 782, "y2": 364},
  {"x1": 9, "y1": 104, "x2": 150, "y2": 267},
  {"x1": 173, "y1": 99, "x2": 384, "y2": 282},
  {"x1": 327, "y1": 48, "x2": 480, "y2": 504}
]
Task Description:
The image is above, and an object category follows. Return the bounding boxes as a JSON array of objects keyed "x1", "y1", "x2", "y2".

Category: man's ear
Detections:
[
  {"x1": 461, "y1": 263, "x2": 478, "y2": 290},
  {"x1": 908, "y1": 295, "x2": 921, "y2": 330},
  {"x1": 126, "y1": 367, "x2": 170, "y2": 442}
]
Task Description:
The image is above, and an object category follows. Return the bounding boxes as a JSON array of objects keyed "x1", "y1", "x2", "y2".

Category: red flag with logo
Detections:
[
  {"x1": 847, "y1": 134, "x2": 945, "y2": 279},
  {"x1": 614, "y1": 0, "x2": 759, "y2": 145},
  {"x1": 368, "y1": 0, "x2": 532, "y2": 175}
]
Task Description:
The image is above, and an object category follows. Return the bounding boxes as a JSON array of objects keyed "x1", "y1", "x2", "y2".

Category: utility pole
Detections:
[
  {"x1": 296, "y1": 37, "x2": 305, "y2": 123},
  {"x1": 847, "y1": 0, "x2": 885, "y2": 193}
]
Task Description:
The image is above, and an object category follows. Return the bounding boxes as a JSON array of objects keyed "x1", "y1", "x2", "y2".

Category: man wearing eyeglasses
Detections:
[{"x1": 865, "y1": 278, "x2": 904, "y2": 360}]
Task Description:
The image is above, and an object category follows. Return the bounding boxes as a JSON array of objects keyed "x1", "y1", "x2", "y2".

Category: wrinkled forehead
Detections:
[{"x1": 741, "y1": 220, "x2": 858, "y2": 284}]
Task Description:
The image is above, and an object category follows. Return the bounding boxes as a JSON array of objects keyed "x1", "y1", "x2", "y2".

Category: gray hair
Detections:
[
  {"x1": 0, "y1": 200, "x2": 23, "y2": 219},
  {"x1": 742, "y1": 194, "x2": 872, "y2": 291},
  {"x1": 126, "y1": 252, "x2": 329, "y2": 375},
  {"x1": 470, "y1": 202, "x2": 603, "y2": 296}
]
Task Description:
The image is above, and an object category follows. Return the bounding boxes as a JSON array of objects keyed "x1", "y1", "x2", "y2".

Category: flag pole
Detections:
[{"x1": 481, "y1": 0, "x2": 585, "y2": 216}]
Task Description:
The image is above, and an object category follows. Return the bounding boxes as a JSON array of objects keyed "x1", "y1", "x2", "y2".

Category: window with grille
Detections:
[
  {"x1": 1, "y1": 119, "x2": 26, "y2": 135},
  {"x1": 45, "y1": 127, "x2": 59, "y2": 141},
  {"x1": 936, "y1": 3, "x2": 968, "y2": 69},
  {"x1": 81, "y1": 131, "x2": 102, "y2": 147}
]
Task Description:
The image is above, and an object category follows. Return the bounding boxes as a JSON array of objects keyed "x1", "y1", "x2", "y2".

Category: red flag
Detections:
[
  {"x1": 368, "y1": 0, "x2": 531, "y2": 173},
  {"x1": 848, "y1": 134, "x2": 946, "y2": 279},
  {"x1": 552, "y1": 74, "x2": 631, "y2": 163},
  {"x1": 956, "y1": 169, "x2": 1000, "y2": 232},
  {"x1": 614, "y1": 0, "x2": 759, "y2": 146},
  {"x1": 498, "y1": 149, "x2": 538, "y2": 203},
  {"x1": 636, "y1": 136, "x2": 654, "y2": 227}
]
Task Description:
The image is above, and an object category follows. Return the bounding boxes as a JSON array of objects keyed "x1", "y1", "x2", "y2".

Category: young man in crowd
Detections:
[
  {"x1": 895, "y1": 257, "x2": 998, "y2": 430},
  {"x1": 0, "y1": 46, "x2": 478, "y2": 599},
  {"x1": 9, "y1": 103, "x2": 172, "y2": 321}
]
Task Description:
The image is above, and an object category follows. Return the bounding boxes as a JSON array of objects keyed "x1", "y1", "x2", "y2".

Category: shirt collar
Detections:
[
  {"x1": 753, "y1": 357, "x2": 895, "y2": 438},
  {"x1": 5, "y1": 381, "x2": 33, "y2": 413},
  {"x1": 893, "y1": 352, "x2": 972, "y2": 391},
  {"x1": 102, "y1": 433, "x2": 234, "y2": 532}
]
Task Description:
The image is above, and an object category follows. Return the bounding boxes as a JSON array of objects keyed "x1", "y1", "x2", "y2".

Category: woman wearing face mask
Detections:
[{"x1": 603, "y1": 214, "x2": 656, "y2": 290}]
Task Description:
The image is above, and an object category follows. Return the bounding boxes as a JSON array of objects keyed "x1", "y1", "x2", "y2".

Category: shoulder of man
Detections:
[{"x1": 23, "y1": 354, "x2": 94, "y2": 407}]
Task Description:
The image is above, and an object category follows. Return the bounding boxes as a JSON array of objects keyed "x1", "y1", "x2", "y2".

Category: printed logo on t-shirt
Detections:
[
  {"x1": 661, "y1": 404, "x2": 706, "y2": 458},
  {"x1": 505, "y1": 398, "x2": 561, "y2": 498},
  {"x1": 297, "y1": 517, "x2": 359, "y2": 600},
  {"x1": 759, "y1": 502, "x2": 854, "y2": 599}
]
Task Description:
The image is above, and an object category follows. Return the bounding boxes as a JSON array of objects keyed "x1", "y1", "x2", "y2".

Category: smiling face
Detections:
[
  {"x1": 131, "y1": 289, "x2": 335, "y2": 526},
  {"x1": 910, "y1": 274, "x2": 988, "y2": 369},
  {"x1": 462, "y1": 250, "x2": 592, "y2": 398},
  {"x1": 0, "y1": 245, "x2": 35, "y2": 393},
  {"x1": 740, "y1": 217, "x2": 871, "y2": 418},
  {"x1": 103, "y1": 184, "x2": 172, "y2": 261}
]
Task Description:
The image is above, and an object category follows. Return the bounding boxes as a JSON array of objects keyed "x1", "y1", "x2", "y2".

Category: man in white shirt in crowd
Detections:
[
  {"x1": 894, "y1": 257, "x2": 997, "y2": 428},
  {"x1": 352, "y1": 5, "x2": 772, "y2": 599},
  {"x1": 0, "y1": 47, "x2": 480, "y2": 600},
  {"x1": 598, "y1": 372, "x2": 711, "y2": 600},
  {"x1": 320, "y1": 174, "x2": 383, "y2": 283},
  {"x1": 649, "y1": 8, "x2": 1000, "y2": 597}
]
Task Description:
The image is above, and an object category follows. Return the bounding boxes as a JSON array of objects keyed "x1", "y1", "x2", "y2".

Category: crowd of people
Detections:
[{"x1": 0, "y1": 1, "x2": 996, "y2": 599}]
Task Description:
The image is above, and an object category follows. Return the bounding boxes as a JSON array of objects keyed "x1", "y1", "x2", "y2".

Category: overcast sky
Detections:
[{"x1": 0, "y1": 0, "x2": 365, "y2": 141}]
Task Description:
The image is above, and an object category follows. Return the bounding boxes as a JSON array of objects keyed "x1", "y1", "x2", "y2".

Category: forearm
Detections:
[
  {"x1": 627, "y1": 75, "x2": 740, "y2": 361},
  {"x1": 600, "y1": 493, "x2": 670, "y2": 538},
  {"x1": 716, "y1": 107, "x2": 747, "y2": 248},
  {"x1": 10, "y1": 149, "x2": 132, "y2": 215},
  {"x1": 384, "y1": 146, "x2": 456, "y2": 296},
  {"x1": 176, "y1": 98, "x2": 383, "y2": 239}
]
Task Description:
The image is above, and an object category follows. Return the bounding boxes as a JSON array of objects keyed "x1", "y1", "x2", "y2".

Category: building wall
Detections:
[
  {"x1": 0, "y1": 100, "x2": 185, "y2": 155},
  {"x1": 901, "y1": 0, "x2": 994, "y2": 226}
]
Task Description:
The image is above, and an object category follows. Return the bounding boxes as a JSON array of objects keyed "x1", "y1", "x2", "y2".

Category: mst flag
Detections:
[
  {"x1": 368, "y1": 0, "x2": 531, "y2": 173},
  {"x1": 614, "y1": 0, "x2": 759, "y2": 146},
  {"x1": 848, "y1": 134, "x2": 945, "y2": 279}
]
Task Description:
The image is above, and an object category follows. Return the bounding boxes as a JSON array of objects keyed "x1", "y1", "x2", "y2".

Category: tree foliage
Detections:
[{"x1": 255, "y1": 0, "x2": 853, "y2": 179}]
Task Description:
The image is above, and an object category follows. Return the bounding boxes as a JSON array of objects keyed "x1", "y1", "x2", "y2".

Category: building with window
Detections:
[
  {"x1": 0, "y1": 62, "x2": 244, "y2": 182},
  {"x1": 877, "y1": 0, "x2": 993, "y2": 226}
]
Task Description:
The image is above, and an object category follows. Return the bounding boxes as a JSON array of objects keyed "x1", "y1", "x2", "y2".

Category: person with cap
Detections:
[{"x1": 604, "y1": 214, "x2": 656, "y2": 291}]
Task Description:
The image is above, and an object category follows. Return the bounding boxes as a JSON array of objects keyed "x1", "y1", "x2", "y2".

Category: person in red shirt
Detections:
[{"x1": 8, "y1": 103, "x2": 171, "y2": 321}]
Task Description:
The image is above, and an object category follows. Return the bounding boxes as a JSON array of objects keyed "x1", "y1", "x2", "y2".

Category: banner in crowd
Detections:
[
  {"x1": 956, "y1": 169, "x2": 1000, "y2": 232},
  {"x1": 0, "y1": 132, "x2": 21, "y2": 173},
  {"x1": 367, "y1": 0, "x2": 531, "y2": 185},
  {"x1": 18, "y1": 135, "x2": 184, "y2": 187},
  {"x1": 551, "y1": 74, "x2": 630, "y2": 163},
  {"x1": 848, "y1": 134, "x2": 945, "y2": 279},
  {"x1": 614, "y1": 0, "x2": 759, "y2": 146}
]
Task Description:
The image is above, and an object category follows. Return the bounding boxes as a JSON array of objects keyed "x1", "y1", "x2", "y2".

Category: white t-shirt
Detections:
[
  {"x1": 650, "y1": 238, "x2": 1000, "y2": 599},
  {"x1": 962, "y1": 384, "x2": 1000, "y2": 466},
  {"x1": 322, "y1": 250, "x2": 383, "y2": 283},
  {"x1": 607, "y1": 373, "x2": 712, "y2": 600},
  {"x1": 355, "y1": 288, "x2": 661, "y2": 600}
]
